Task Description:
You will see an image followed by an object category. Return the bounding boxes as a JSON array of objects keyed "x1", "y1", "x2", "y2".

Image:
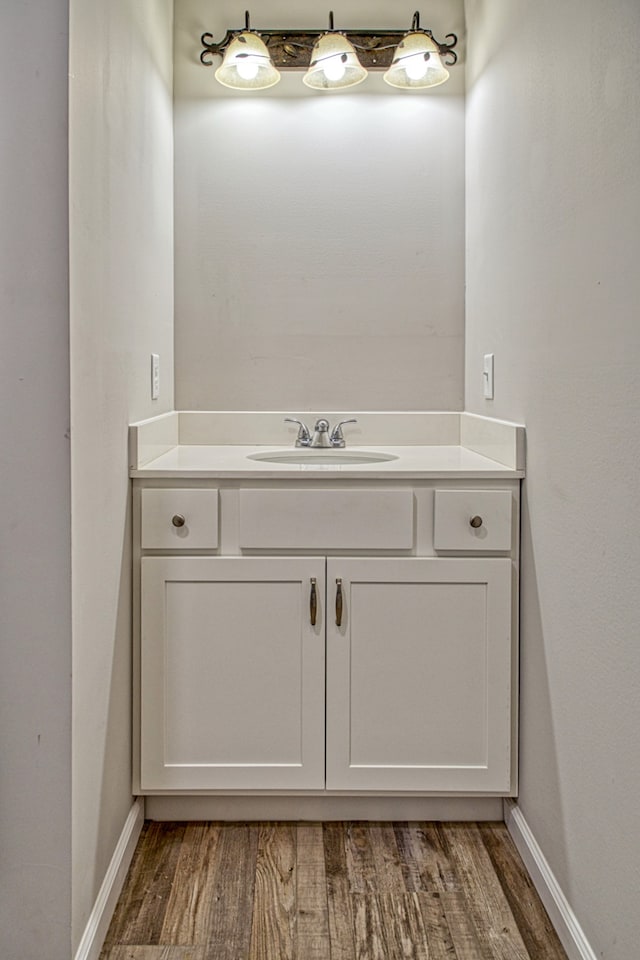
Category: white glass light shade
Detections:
[
  {"x1": 214, "y1": 32, "x2": 280, "y2": 90},
  {"x1": 383, "y1": 32, "x2": 449, "y2": 89},
  {"x1": 303, "y1": 33, "x2": 368, "y2": 90}
]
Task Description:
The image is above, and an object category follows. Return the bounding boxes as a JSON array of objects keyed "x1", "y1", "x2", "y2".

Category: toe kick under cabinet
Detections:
[{"x1": 133, "y1": 480, "x2": 520, "y2": 796}]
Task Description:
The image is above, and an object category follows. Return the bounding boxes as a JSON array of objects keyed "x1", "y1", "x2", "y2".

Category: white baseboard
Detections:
[
  {"x1": 503, "y1": 800, "x2": 597, "y2": 960},
  {"x1": 74, "y1": 797, "x2": 145, "y2": 960}
]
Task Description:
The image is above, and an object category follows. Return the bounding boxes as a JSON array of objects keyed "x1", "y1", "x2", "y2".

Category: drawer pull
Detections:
[
  {"x1": 335, "y1": 578, "x2": 343, "y2": 627},
  {"x1": 171, "y1": 514, "x2": 186, "y2": 528},
  {"x1": 470, "y1": 515, "x2": 483, "y2": 529},
  {"x1": 310, "y1": 578, "x2": 318, "y2": 627}
]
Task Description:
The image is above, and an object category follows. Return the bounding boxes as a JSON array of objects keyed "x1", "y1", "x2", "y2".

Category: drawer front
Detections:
[
  {"x1": 434, "y1": 489, "x2": 512, "y2": 552},
  {"x1": 141, "y1": 489, "x2": 219, "y2": 549},
  {"x1": 239, "y1": 488, "x2": 414, "y2": 550}
]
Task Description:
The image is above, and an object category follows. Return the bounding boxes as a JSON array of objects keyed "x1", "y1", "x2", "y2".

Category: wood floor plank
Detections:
[
  {"x1": 352, "y1": 893, "x2": 388, "y2": 960},
  {"x1": 323, "y1": 823, "x2": 356, "y2": 960},
  {"x1": 158, "y1": 823, "x2": 221, "y2": 946},
  {"x1": 418, "y1": 823, "x2": 460, "y2": 892},
  {"x1": 440, "y1": 889, "x2": 493, "y2": 960},
  {"x1": 297, "y1": 822, "x2": 326, "y2": 864},
  {"x1": 393, "y1": 823, "x2": 428, "y2": 892},
  {"x1": 478, "y1": 823, "x2": 568, "y2": 960},
  {"x1": 248, "y1": 822, "x2": 297, "y2": 960},
  {"x1": 393, "y1": 822, "x2": 458, "y2": 893},
  {"x1": 445, "y1": 824, "x2": 530, "y2": 960},
  {"x1": 103, "y1": 948, "x2": 206, "y2": 960},
  {"x1": 296, "y1": 823, "x2": 331, "y2": 959},
  {"x1": 103, "y1": 822, "x2": 187, "y2": 948},
  {"x1": 344, "y1": 822, "x2": 378, "y2": 894},
  {"x1": 369, "y1": 823, "x2": 407, "y2": 892},
  {"x1": 378, "y1": 892, "x2": 430, "y2": 960},
  {"x1": 204, "y1": 822, "x2": 259, "y2": 960},
  {"x1": 415, "y1": 893, "x2": 458, "y2": 960}
]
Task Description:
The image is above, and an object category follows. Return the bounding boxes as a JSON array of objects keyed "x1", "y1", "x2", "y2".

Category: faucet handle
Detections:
[
  {"x1": 330, "y1": 419, "x2": 358, "y2": 448},
  {"x1": 284, "y1": 417, "x2": 311, "y2": 447}
]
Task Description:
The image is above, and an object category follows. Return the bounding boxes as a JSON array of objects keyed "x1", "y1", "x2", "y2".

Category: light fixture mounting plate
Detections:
[{"x1": 201, "y1": 27, "x2": 457, "y2": 71}]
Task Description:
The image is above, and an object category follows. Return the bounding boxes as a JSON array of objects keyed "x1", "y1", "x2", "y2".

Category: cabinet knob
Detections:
[
  {"x1": 171, "y1": 514, "x2": 186, "y2": 528},
  {"x1": 469, "y1": 515, "x2": 483, "y2": 529}
]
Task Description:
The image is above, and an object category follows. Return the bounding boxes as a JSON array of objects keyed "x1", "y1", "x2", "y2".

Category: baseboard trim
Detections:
[
  {"x1": 145, "y1": 794, "x2": 504, "y2": 821},
  {"x1": 74, "y1": 797, "x2": 145, "y2": 960},
  {"x1": 503, "y1": 799, "x2": 597, "y2": 960}
]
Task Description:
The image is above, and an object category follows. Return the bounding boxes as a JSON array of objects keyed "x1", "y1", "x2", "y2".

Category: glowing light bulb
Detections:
[
  {"x1": 404, "y1": 54, "x2": 429, "y2": 81},
  {"x1": 323, "y1": 55, "x2": 346, "y2": 83},
  {"x1": 236, "y1": 57, "x2": 260, "y2": 80}
]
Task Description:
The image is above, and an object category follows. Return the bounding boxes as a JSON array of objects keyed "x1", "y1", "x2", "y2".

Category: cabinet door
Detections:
[
  {"x1": 326, "y1": 558, "x2": 513, "y2": 792},
  {"x1": 141, "y1": 557, "x2": 325, "y2": 790}
]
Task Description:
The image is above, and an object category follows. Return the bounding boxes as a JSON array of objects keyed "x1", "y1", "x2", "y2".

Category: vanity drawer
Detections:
[
  {"x1": 238, "y1": 488, "x2": 414, "y2": 550},
  {"x1": 433, "y1": 489, "x2": 512, "y2": 552},
  {"x1": 141, "y1": 489, "x2": 219, "y2": 549}
]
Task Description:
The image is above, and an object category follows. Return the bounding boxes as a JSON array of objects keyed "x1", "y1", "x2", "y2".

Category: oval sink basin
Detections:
[{"x1": 247, "y1": 449, "x2": 398, "y2": 465}]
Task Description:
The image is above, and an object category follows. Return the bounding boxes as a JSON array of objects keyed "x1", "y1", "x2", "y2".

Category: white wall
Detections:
[
  {"x1": 174, "y1": 0, "x2": 466, "y2": 411},
  {"x1": 465, "y1": 2, "x2": 640, "y2": 957},
  {"x1": 0, "y1": 2, "x2": 72, "y2": 958},
  {"x1": 69, "y1": 0, "x2": 174, "y2": 950}
]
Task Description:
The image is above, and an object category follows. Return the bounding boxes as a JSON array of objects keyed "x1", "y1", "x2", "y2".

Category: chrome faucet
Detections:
[{"x1": 284, "y1": 417, "x2": 358, "y2": 448}]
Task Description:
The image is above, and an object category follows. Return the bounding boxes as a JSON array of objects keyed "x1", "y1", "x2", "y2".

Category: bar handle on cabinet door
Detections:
[
  {"x1": 310, "y1": 578, "x2": 318, "y2": 627},
  {"x1": 335, "y1": 578, "x2": 343, "y2": 627}
]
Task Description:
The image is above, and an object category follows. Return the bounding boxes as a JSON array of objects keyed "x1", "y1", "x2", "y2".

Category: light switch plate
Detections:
[
  {"x1": 151, "y1": 354, "x2": 160, "y2": 400},
  {"x1": 483, "y1": 353, "x2": 494, "y2": 399}
]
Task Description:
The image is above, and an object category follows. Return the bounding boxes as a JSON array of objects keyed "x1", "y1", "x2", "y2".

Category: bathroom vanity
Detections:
[{"x1": 130, "y1": 411, "x2": 524, "y2": 817}]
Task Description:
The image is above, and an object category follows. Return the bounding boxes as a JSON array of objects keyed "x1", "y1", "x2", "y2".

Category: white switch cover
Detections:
[
  {"x1": 483, "y1": 353, "x2": 494, "y2": 399},
  {"x1": 151, "y1": 354, "x2": 160, "y2": 400}
]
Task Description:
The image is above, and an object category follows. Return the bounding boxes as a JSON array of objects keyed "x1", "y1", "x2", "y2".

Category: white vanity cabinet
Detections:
[{"x1": 134, "y1": 479, "x2": 519, "y2": 797}]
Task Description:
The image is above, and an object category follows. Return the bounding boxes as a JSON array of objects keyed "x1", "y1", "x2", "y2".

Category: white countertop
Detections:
[{"x1": 130, "y1": 444, "x2": 524, "y2": 480}]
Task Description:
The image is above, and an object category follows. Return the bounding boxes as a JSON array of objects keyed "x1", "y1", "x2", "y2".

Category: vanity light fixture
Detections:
[
  {"x1": 200, "y1": 10, "x2": 457, "y2": 92},
  {"x1": 302, "y1": 13, "x2": 367, "y2": 91},
  {"x1": 213, "y1": 11, "x2": 281, "y2": 90},
  {"x1": 383, "y1": 12, "x2": 450, "y2": 89}
]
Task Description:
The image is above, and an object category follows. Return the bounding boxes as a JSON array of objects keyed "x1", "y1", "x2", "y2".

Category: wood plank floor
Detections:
[{"x1": 101, "y1": 821, "x2": 568, "y2": 960}]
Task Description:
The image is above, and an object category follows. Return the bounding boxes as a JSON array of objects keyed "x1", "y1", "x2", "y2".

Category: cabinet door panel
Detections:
[
  {"x1": 141, "y1": 557, "x2": 325, "y2": 790},
  {"x1": 326, "y1": 558, "x2": 513, "y2": 792}
]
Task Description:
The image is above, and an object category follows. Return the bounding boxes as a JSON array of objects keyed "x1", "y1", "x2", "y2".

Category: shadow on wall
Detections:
[
  {"x1": 464, "y1": 0, "x2": 530, "y2": 86},
  {"x1": 516, "y1": 484, "x2": 568, "y2": 882},
  {"x1": 83, "y1": 494, "x2": 134, "y2": 934}
]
